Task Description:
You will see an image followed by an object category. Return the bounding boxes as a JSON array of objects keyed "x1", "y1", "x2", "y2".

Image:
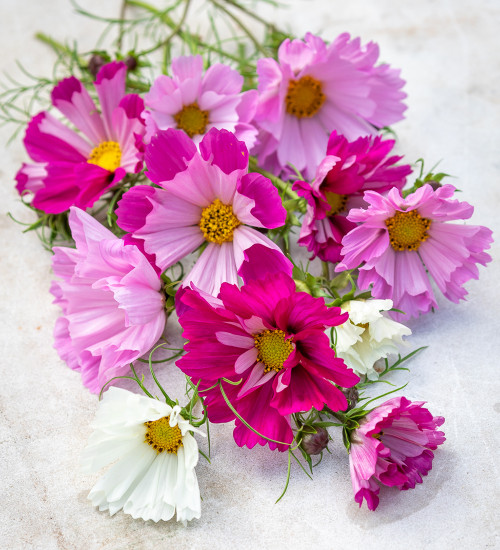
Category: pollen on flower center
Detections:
[
  {"x1": 254, "y1": 329, "x2": 294, "y2": 373},
  {"x1": 144, "y1": 416, "x2": 183, "y2": 454},
  {"x1": 88, "y1": 141, "x2": 122, "y2": 172},
  {"x1": 174, "y1": 102, "x2": 209, "y2": 138},
  {"x1": 285, "y1": 76, "x2": 325, "y2": 118},
  {"x1": 199, "y1": 198, "x2": 241, "y2": 245},
  {"x1": 324, "y1": 191, "x2": 348, "y2": 216},
  {"x1": 385, "y1": 209, "x2": 432, "y2": 252}
]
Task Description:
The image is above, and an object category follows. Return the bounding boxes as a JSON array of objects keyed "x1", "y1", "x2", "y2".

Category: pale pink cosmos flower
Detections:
[
  {"x1": 336, "y1": 184, "x2": 493, "y2": 320},
  {"x1": 253, "y1": 33, "x2": 406, "y2": 179},
  {"x1": 293, "y1": 131, "x2": 411, "y2": 262},
  {"x1": 16, "y1": 62, "x2": 145, "y2": 214},
  {"x1": 50, "y1": 207, "x2": 166, "y2": 393},
  {"x1": 143, "y1": 55, "x2": 258, "y2": 148},
  {"x1": 349, "y1": 396, "x2": 445, "y2": 511},
  {"x1": 116, "y1": 128, "x2": 287, "y2": 296}
]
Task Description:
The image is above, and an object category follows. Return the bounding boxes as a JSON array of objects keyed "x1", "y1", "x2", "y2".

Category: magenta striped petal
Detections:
[
  {"x1": 94, "y1": 61, "x2": 127, "y2": 137},
  {"x1": 51, "y1": 76, "x2": 106, "y2": 144}
]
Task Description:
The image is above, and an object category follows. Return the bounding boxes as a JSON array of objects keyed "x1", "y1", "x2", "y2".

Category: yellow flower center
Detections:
[
  {"x1": 199, "y1": 198, "x2": 241, "y2": 245},
  {"x1": 385, "y1": 209, "x2": 432, "y2": 252},
  {"x1": 144, "y1": 416, "x2": 183, "y2": 454},
  {"x1": 254, "y1": 329, "x2": 294, "y2": 373},
  {"x1": 174, "y1": 102, "x2": 209, "y2": 138},
  {"x1": 285, "y1": 76, "x2": 325, "y2": 118},
  {"x1": 324, "y1": 191, "x2": 348, "y2": 216},
  {"x1": 88, "y1": 141, "x2": 122, "y2": 172}
]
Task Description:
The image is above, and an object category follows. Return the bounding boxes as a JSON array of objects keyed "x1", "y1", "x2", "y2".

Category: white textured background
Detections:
[{"x1": 0, "y1": 1, "x2": 499, "y2": 549}]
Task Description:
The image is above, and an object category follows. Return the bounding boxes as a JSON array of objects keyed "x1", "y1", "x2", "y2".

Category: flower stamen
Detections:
[
  {"x1": 88, "y1": 141, "x2": 122, "y2": 172},
  {"x1": 144, "y1": 416, "x2": 183, "y2": 454},
  {"x1": 324, "y1": 191, "x2": 348, "y2": 216},
  {"x1": 199, "y1": 198, "x2": 241, "y2": 244},
  {"x1": 385, "y1": 209, "x2": 431, "y2": 251},
  {"x1": 285, "y1": 76, "x2": 325, "y2": 118},
  {"x1": 254, "y1": 329, "x2": 293, "y2": 373},
  {"x1": 174, "y1": 102, "x2": 209, "y2": 138}
]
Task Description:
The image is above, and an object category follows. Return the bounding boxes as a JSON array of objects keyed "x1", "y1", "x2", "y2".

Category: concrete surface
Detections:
[{"x1": 0, "y1": 1, "x2": 498, "y2": 548}]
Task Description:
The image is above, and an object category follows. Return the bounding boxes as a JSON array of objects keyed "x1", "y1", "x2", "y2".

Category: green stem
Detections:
[
  {"x1": 322, "y1": 261, "x2": 330, "y2": 280},
  {"x1": 139, "y1": 0, "x2": 192, "y2": 57},
  {"x1": 324, "y1": 408, "x2": 348, "y2": 425},
  {"x1": 117, "y1": 0, "x2": 127, "y2": 51},
  {"x1": 35, "y1": 32, "x2": 85, "y2": 65},
  {"x1": 219, "y1": 380, "x2": 292, "y2": 446},
  {"x1": 224, "y1": 0, "x2": 278, "y2": 31},
  {"x1": 209, "y1": 0, "x2": 269, "y2": 56},
  {"x1": 248, "y1": 157, "x2": 305, "y2": 207},
  {"x1": 128, "y1": 0, "x2": 248, "y2": 65}
]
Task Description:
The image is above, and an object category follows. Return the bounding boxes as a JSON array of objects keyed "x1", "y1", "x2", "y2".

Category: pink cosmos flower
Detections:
[
  {"x1": 349, "y1": 396, "x2": 445, "y2": 511},
  {"x1": 336, "y1": 184, "x2": 493, "y2": 320},
  {"x1": 116, "y1": 128, "x2": 287, "y2": 296},
  {"x1": 143, "y1": 55, "x2": 258, "y2": 148},
  {"x1": 16, "y1": 62, "x2": 145, "y2": 214},
  {"x1": 253, "y1": 33, "x2": 406, "y2": 179},
  {"x1": 50, "y1": 207, "x2": 166, "y2": 393},
  {"x1": 176, "y1": 244, "x2": 359, "y2": 451},
  {"x1": 293, "y1": 131, "x2": 411, "y2": 262}
]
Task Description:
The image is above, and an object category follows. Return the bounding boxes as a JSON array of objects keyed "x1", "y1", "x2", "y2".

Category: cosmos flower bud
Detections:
[
  {"x1": 301, "y1": 426, "x2": 329, "y2": 455},
  {"x1": 125, "y1": 54, "x2": 138, "y2": 71},
  {"x1": 88, "y1": 54, "x2": 106, "y2": 78},
  {"x1": 342, "y1": 387, "x2": 359, "y2": 411},
  {"x1": 427, "y1": 180, "x2": 442, "y2": 191}
]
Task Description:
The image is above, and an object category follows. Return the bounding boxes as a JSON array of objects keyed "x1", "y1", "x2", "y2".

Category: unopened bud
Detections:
[
  {"x1": 342, "y1": 387, "x2": 359, "y2": 411},
  {"x1": 301, "y1": 426, "x2": 329, "y2": 455},
  {"x1": 125, "y1": 55, "x2": 138, "y2": 71},
  {"x1": 427, "y1": 181, "x2": 442, "y2": 191},
  {"x1": 88, "y1": 54, "x2": 106, "y2": 79}
]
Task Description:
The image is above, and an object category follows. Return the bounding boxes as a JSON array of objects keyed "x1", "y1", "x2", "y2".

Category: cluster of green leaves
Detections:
[{"x1": 402, "y1": 158, "x2": 452, "y2": 198}]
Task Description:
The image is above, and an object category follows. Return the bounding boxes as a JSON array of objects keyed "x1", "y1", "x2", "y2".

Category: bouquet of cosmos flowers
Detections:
[{"x1": 5, "y1": 0, "x2": 492, "y2": 524}]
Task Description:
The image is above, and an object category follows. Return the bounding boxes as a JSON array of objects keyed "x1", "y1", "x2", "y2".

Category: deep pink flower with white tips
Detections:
[
  {"x1": 336, "y1": 184, "x2": 493, "y2": 320},
  {"x1": 349, "y1": 396, "x2": 445, "y2": 511},
  {"x1": 16, "y1": 62, "x2": 145, "y2": 214},
  {"x1": 293, "y1": 131, "x2": 411, "y2": 262},
  {"x1": 116, "y1": 128, "x2": 287, "y2": 296},
  {"x1": 253, "y1": 33, "x2": 406, "y2": 179},
  {"x1": 176, "y1": 244, "x2": 359, "y2": 451},
  {"x1": 50, "y1": 207, "x2": 166, "y2": 393},
  {"x1": 143, "y1": 55, "x2": 258, "y2": 148}
]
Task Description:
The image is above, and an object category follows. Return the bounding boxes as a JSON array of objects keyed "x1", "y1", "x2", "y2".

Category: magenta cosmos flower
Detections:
[
  {"x1": 337, "y1": 184, "x2": 493, "y2": 319},
  {"x1": 293, "y1": 131, "x2": 411, "y2": 262},
  {"x1": 51, "y1": 207, "x2": 166, "y2": 393},
  {"x1": 16, "y1": 62, "x2": 145, "y2": 214},
  {"x1": 143, "y1": 55, "x2": 258, "y2": 148},
  {"x1": 253, "y1": 33, "x2": 406, "y2": 179},
  {"x1": 116, "y1": 128, "x2": 287, "y2": 296},
  {"x1": 176, "y1": 244, "x2": 359, "y2": 451},
  {"x1": 349, "y1": 396, "x2": 445, "y2": 511}
]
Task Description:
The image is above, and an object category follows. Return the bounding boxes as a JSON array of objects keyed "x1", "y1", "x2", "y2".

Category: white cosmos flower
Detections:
[
  {"x1": 81, "y1": 387, "x2": 204, "y2": 524},
  {"x1": 335, "y1": 299, "x2": 411, "y2": 380}
]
